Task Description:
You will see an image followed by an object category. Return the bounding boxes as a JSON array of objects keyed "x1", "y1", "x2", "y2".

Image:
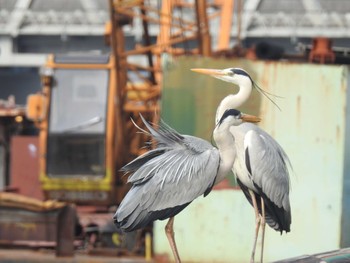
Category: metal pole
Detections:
[{"x1": 195, "y1": 0, "x2": 212, "y2": 56}]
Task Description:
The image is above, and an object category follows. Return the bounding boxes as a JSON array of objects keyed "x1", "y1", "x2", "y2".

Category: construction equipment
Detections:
[
  {"x1": 27, "y1": 54, "x2": 130, "y2": 205},
  {"x1": 0, "y1": 192, "x2": 76, "y2": 257},
  {"x1": 0, "y1": 0, "x2": 236, "y2": 259},
  {"x1": 26, "y1": 0, "x2": 234, "y2": 207}
]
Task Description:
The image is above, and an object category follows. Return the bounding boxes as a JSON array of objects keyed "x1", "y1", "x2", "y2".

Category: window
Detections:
[{"x1": 46, "y1": 69, "x2": 109, "y2": 177}]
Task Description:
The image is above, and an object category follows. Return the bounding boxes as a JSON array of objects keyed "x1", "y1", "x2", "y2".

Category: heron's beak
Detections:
[
  {"x1": 191, "y1": 68, "x2": 226, "y2": 77},
  {"x1": 241, "y1": 113, "x2": 261, "y2": 123}
]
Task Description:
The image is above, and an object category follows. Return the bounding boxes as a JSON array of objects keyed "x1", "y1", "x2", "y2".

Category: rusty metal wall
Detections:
[
  {"x1": 156, "y1": 56, "x2": 350, "y2": 262},
  {"x1": 10, "y1": 136, "x2": 42, "y2": 200},
  {"x1": 341, "y1": 70, "x2": 350, "y2": 247},
  {"x1": 0, "y1": 208, "x2": 58, "y2": 242}
]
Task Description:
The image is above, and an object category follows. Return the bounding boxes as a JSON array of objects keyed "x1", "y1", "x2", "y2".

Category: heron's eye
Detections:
[{"x1": 227, "y1": 71, "x2": 234, "y2": 77}]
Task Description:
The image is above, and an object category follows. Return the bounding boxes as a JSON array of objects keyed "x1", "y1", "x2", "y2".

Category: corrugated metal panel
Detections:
[
  {"x1": 0, "y1": 0, "x2": 16, "y2": 11},
  {"x1": 319, "y1": 0, "x2": 350, "y2": 13},
  {"x1": 157, "y1": 57, "x2": 350, "y2": 262},
  {"x1": 30, "y1": 0, "x2": 83, "y2": 12},
  {"x1": 258, "y1": 0, "x2": 305, "y2": 14}
]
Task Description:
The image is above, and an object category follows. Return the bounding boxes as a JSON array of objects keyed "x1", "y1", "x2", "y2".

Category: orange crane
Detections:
[
  {"x1": 26, "y1": 0, "x2": 234, "y2": 207},
  {"x1": 0, "y1": 0, "x2": 237, "y2": 258},
  {"x1": 0, "y1": 0, "x2": 236, "y2": 257}
]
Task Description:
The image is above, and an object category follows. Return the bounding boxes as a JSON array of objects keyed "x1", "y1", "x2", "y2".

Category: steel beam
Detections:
[{"x1": 6, "y1": 0, "x2": 32, "y2": 37}]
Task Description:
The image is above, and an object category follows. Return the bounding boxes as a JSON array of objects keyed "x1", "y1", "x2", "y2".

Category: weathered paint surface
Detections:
[
  {"x1": 341, "y1": 70, "x2": 350, "y2": 247},
  {"x1": 155, "y1": 57, "x2": 349, "y2": 262}
]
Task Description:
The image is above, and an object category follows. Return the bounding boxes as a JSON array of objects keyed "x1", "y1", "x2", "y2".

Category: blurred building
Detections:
[
  {"x1": 0, "y1": 0, "x2": 350, "y2": 103},
  {"x1": 0, "y1": 0, "x2": 349, "y2": 183},
  {"x1": 0, "y1": 0, "x2": 349, "y2": 260},
  {"x1": 0, "y1": 0, "x2": 110, "y2": 104}
]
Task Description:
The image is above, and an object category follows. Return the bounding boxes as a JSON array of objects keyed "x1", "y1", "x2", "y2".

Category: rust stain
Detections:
[
  {"x1": 17, "y1": 223, "x2": 37, "y2": 238},
  {"x1": 16, "y1": 223, "x2": 37, "y2": 231},
  {"x1": 296, "y1": 95, "x2": 301, "y2": 130},
  {"x1": 320, "y1": 72, "x2": 329, "y2": 96},
  {"x1": 0, "y1": 222, "x2": 37, "y2": 240},
  {"x1": 336, "y1": 125, "x2": 341, "y2": 143},
  {"x1": 260, "y1": 63, "x2": 270, "y2": 93},
  {"x1": 340, "y1": 66, "x2": 347, "y2": 93}
]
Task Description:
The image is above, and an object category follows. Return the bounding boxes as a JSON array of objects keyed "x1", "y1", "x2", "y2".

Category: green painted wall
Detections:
[
  {"x1": 154, "y1": 57, "x2": 349, "y2": 262},
  {"x1": 161, "y1": 58, "x2": 261, "y2": 141}
]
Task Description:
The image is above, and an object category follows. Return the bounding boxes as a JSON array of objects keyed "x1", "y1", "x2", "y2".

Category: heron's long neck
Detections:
[
  {"x1": 213, "y1": 124, "x2": 236, "y2": 184},
  {"x1": 215, "y1": 80, "x2": 252, "y2": 124}
]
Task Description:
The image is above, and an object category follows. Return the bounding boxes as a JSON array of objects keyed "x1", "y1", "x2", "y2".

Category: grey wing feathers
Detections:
[
  {"x1": 121, "y1": 149, "x2": 165, "y2": 177},
  {"x1": 242, "y1": 125, "x2": 292, "y2": 233},
  {"x1": 244, "y1": 129, "x2": 291, "y2": 209},
  {"x1": 114, "y1": 115, "x2": 220, "y2": 232},
  {"x1": 141, "y1": 115, "x2": 184, "y2": 147},
  {"x1": 122, "y1": 115, "x2": 184, "y2": 185}
]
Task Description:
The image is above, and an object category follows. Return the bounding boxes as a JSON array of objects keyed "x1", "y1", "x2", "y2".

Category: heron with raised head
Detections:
[
  {"x1": 191, "y1": 67, "x2": 281, "y2": 125},
  {"x1": 114, "y1": 110, "x2": 260, "y2": 262},
  {"x1": 192, "y1": 68, "x2": 291, "y2": 263}
]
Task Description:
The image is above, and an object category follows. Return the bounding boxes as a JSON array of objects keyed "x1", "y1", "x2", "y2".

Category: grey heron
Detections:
[
  {"x1": 192, "y1": 67, "x2": 291, "y2": 263},
  {"x1": 113, "y1": 111, "x2": 261, "y2": 263},
  {"x1": 191, "y1": 67, "x2": 281, "y2": 125}
]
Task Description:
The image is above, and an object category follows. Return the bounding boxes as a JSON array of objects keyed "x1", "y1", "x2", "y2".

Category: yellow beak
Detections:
[
  {"x1": 241, "y1": 113, "x2": 261, "y2": 123},
  {"x1": 191, "y1": 68, "x2": 226, "y2": 76}
]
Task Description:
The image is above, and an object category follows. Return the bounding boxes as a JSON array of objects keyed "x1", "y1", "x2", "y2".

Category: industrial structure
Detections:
[
  {"x1": 0, "y1": 0, "x2": 236, "y2": 259},
  {"x1": 0, "y1": 0, "x2": 350, "y2": 262}
]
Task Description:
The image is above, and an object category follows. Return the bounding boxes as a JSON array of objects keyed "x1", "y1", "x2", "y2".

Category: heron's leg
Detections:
[
  {"x1": 249, "y1": 190, "x2": 260, "y2": 263},
  {"x1": 165, "y1": 217, "x2": 181, "y2": 263},
  {"x1": 260, "y1": 197, "x2": 266, "y2": 263}
]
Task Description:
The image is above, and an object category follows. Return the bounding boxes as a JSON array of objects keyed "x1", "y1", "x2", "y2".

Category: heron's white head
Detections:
[
  {"x1": 191, "y1": 67, "x2": 281, "y2": 111},
  {"x1": 213, "y1": 109, "x2": 260, "y2": 149},
  {"x1": 191, "y1": 67, "x2": 253, "y2": 87},
  {"x1": 217, "y1": 109, "x2": 260, "y2": 127}
]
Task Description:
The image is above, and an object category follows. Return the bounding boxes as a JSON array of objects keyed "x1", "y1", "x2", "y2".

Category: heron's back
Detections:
[
  {"x1": 114, "y1": 117, "x2": 220, "y2": 232},
  {"x1": 231, "y1": 122, "x2": 292, "y2": 234}
]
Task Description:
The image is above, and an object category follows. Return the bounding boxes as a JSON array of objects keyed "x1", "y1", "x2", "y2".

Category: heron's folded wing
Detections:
[
  {"x1": 123, "y1": 116, "x2": 217, "y2": 186},
  {"x1": 115, "y1": 139, "x2": 220, "y2": 230},
  {"x1": 140, "y1": 146, "x2": 220, "y2": 209},
  {"x1": 116, "y1": 117, "x2": 221, "y2": 230},
  {"x1": 243, "y1": 129, "x2": 291, "y2": 210}
]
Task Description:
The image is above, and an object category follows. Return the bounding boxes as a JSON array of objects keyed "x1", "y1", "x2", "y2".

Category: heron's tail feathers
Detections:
[
  {"x1": 237, "y1": 179, "x2": 291, "y2": 234},
  {"x1": 114, "y1": 185, "x2": 190, "y2": 232},
  {"x1": 121, "y1": 114, "x2": 185, "y2": 185},
  {"x1": 139, "y1": 114, "x2": 184, "y2": 147},
  {"x1": 264, "y1": 206, "x2": 291, "y2": 234},
  {"x1": 115, "y1": 202, "x2": 190, "y2": 233}
]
